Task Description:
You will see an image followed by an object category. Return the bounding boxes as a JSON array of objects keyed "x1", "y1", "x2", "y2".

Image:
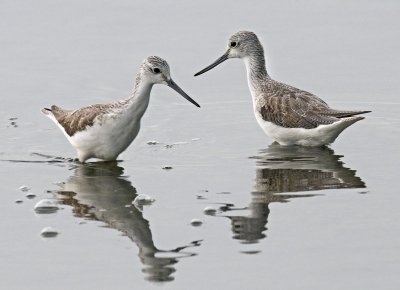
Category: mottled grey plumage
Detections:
[
  {"x1": 195, "y1": 31, "x2": 371, "y2": 146},
  {"x1": 42, "y1": 56, "x2": 199, "y2": 162},
  {"x1": 45, "y1": 101, "x2": 129, "y2": 137},
  {"x1": 44, "y1": 57, "x2": 171, "y2": 137},
  {"x1": 255, "y1": 81, "x2": 368, "y2": 129},
  {"x1": 229, "y1": 32, "x2": 370, "y2": 129}
]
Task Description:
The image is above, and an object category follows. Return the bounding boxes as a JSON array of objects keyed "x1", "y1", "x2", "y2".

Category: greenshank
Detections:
[
  {"x1": 195, "y1": 31, "x2": 370, "y2": 146},
  {"x1": 42, "y1": 56, "x2": 200, "y2": 162}
]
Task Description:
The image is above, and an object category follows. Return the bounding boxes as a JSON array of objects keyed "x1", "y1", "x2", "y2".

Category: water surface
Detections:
[{"x1": 1, "y1": 1, "x2": 399, "y2": 289}]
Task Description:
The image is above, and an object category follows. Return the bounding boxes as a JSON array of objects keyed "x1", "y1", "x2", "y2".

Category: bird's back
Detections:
[
  {"x1": 42, "y1": 101, "x2": 129, "y2": 137},
  {"x1": 255, "y1": 78, "x2": 370, "y2": 129}
]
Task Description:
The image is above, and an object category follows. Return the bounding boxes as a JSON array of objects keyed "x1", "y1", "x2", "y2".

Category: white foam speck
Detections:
[
  {"x1": 146, "y1": 140, "x2": 159, "y2": 145},
  {"x1": 34, "y1": 199, "x2": 59, "y2": 214},
  {"x1": 19, "y1": 185, "x2": 30, "y2": 192},
  {"x1": 133, "y1": 194, "x2": 155, "y2": 206}
]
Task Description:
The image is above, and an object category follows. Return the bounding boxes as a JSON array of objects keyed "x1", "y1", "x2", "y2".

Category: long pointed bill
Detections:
[
  {"x1": 194, "y1": 51, "x2": 229, "y2": 76},
  {"x1": 167, "y1": 79, "x2": 200, "y2": 108}
]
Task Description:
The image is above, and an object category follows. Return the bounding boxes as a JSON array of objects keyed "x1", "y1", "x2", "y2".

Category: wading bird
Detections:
[
  {"x1": 195, "y1": 31, "x2": 370, "y2": 146},
  {"x1": 43, "y1": 56, "x2": 200, "y2": 162}
]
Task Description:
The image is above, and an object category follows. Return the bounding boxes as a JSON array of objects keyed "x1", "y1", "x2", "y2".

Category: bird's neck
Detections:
[
  {"x1": 127, "y1": 73, "x2": 153, "y2": 119},
  {"x1": 243, "y1": 53, "x2": 270, "y2": 98}
]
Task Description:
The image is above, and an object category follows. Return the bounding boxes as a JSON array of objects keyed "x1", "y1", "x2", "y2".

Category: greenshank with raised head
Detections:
[{"x1": 42, "y1": 56, "x2": 200, "y2": 162}]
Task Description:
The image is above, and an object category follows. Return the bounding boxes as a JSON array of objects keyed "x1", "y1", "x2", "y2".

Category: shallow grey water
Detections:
[{"x1": 1, "y1": 0, "x2": 400, "y2": 289}]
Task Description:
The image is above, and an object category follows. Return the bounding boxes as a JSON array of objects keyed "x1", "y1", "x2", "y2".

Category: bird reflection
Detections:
[
  {"x1": 220, "y1": 144, "x2": 366, "y2": 245},
  {"x1": 54, "y1": 162, "x2": 200, "y2": 282}
]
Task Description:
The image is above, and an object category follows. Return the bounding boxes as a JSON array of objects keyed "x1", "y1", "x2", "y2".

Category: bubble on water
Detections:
[
  {"x1": 124, "y1": 204, "x2": 132, "y2": 208},
  {"x1": 25, "y1": 193, "x2": 36, "y2": 199},
  {"x1": 15, "y1": 199, "x2": 23, "y2": 204},
  {"x1": 133, "y1": 194, "x2": 155, "y2": 206},
  {"x1": 190, "y1": 218, "x2": 203, "y2": 227},
  {"x1": 40, "y1": 226, "x2": 58, "y2": 238},
  {"x1": 203, "y1": 206, "x2": 217, "y2": 215},
  {"x1": 191, "y1": 138, "x2": 201, "y2": 141},
  {"x1": 162, "y1": 166, "x2": 173, "y2": 170},
  {"x1": 34, "y1": 199, "x2": 59, "y2": 214},
  {"x1": 18, "y1": 185, "x2": 30, "y2": 192},
  {"x1": 146, "y1": 140, "x2": 159, "y2": 145}
]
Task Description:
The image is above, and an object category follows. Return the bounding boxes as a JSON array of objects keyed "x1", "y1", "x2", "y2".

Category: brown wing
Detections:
[
  {"x1": 258, "y1": 82, "x2": 340, "y2": 129},
  {"x1": 50, "y1": 104, "x2": 113, "y2": 136}
]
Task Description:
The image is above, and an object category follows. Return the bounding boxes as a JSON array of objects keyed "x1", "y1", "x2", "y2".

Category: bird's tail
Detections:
[
  {"x1": 322, "y1": 115, "x2": 365, "y2": 145},
  {"x1": 322, "y1": 109, "x2": 371, "y2": 118},
  {"x1": 340, "y1": 115, "x2": 365, "y2": 126}
]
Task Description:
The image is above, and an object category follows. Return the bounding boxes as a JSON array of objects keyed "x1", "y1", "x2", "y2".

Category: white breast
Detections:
[{"x1": 70, "y1": 110, "x2": 141, "y2": 161}]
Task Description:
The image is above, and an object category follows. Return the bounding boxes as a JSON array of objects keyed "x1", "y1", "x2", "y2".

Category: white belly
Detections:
[
  {"x1": 68, "y1": 114, "x2": 141, "y2": 161},
  {"x1": 254, "y1": 110, "x2": 361, "y2": 147}
]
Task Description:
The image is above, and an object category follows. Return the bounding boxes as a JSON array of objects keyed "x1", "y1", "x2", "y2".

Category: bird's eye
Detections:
[
  {"x1": 153, "y1": 68, "x2": 161, "y2": 74},
  {"x1": 230, "y1": 41, "x2": 237, "y2": 47}
]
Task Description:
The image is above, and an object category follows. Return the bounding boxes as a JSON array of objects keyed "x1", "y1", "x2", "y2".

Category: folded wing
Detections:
[{"x1": 257, "y1": 81, "x2": 371, "y2": 129}]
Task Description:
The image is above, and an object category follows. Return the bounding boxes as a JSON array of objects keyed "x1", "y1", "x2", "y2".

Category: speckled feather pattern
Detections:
[
  {"x1": 231, "y1": 31, "x2": 370, "y2": 129},
  {"x1": 49, "y1": 100, "x2": 130, "y2": 137},
  {"x1": 254, "y1": 80, "x2": 367, "y2": 129},
  {"x1": 46, "y1": 56, "x2": 170, "y2": 137},
  {"x1": 41, "y1": 56, "x2": 185, "y2": 162},
  {"x1": 195, "y1": 31, "x2": 371, "y2": 146}
]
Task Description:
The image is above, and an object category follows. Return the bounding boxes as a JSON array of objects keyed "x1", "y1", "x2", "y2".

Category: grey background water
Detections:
[{"x1": 1, "y1": 0, "x2": 399, "y2": 289}]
